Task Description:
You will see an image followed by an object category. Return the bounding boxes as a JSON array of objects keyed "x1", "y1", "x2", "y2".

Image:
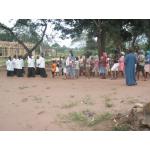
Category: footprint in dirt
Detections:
[
  {"x1": 46, "y1": 87, "x2": 51, "y2": 90},
  {"x1": 37, "y1": 111, "x2": 45, "y2": 115},
  {"x1": 22, "y1": 98, "x2": 28, "y2": 103}
]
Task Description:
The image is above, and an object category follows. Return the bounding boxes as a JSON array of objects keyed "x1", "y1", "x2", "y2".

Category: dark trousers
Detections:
[
  {"x1": 36, "y1": 67, "x2": 40, "y2": 75},
  {"x1": 28, "y1": 67, "x2": 35, "y2": 77},
  {"x1": 14, "y1": 68, "x2": 17, "y2": 75},
  {"x1": 17, "y1": 69, "x2": 23, "y2": 77},
  {"x1": 7, "y1": 71, "x2": 14, "y2": 77},
  {"x1": 39, "y1": 68, "x2": 47, "y2": 78}
]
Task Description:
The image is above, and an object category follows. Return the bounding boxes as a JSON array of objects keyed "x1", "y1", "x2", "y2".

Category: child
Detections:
[
  {"x1": 6, "y1": 56, "x2": 14, "y2": 77},
  {"x1": 85, "y1": 56, "x2": 91, "y2": 78},
  {"x1": 118, "y1": 52, "x2": 125, "y2": 77},
  {"x1": 16, "y1": 55, "x2": 23, "y2": 77},
  {"x1": 56, "y1": 62, "x2": 59, "y2": 76},
  {"x1": 51, "y1": 60, "x2": 57, "y2": 78},
  {"x1": 111, "y1": 56, "x2": 119, "y2": 80},
  {"x1": 75, "y1": 57, "x2": 80, "y2": 78}
]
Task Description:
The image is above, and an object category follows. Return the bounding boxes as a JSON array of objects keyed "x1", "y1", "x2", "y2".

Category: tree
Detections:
[{"x1": 0, "y1": 19, "x2": 48, "y2": 58}]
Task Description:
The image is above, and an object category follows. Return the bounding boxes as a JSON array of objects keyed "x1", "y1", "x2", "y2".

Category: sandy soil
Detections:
[{"x1": 0, "y1": 68, "x2": 150, "y2": 131}]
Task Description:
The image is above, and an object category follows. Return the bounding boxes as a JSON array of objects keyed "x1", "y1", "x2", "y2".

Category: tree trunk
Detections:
[{"x1": 97, "y1": 30, "x2": 106, "y2": 59}]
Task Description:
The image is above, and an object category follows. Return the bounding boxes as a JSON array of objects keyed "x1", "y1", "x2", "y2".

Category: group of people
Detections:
[
  {"x1": 6, "y1": 54, "x2": 47, "y2": 78},
  {"x1": 5, "y1": 48, "x2": 150, "y2": 86}
]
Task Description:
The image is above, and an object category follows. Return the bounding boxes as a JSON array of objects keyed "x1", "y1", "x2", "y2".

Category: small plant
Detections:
[
  {"x1": 65, "y1": 111, "x2": 112, "y2": 127},
  {"x1": 112, "y1": 124, "x2": 130, "y2": 131},
  {"x1": 81, "y1": 95, "x2": 94, "y2": 105},
  {"x1": 88, "y1": 112, "x2": 112, "y2": 126},
  {"x1": 62, "y1": 101, "x2": 78, "y2": 109},
  {"x1": 104, "y1": 97, "x2": 113, "y2": 108}
]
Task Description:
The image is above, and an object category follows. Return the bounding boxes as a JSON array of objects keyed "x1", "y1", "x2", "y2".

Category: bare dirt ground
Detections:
[{"x1": 0, "y1": 68, "x2": 150, "y2": 131}]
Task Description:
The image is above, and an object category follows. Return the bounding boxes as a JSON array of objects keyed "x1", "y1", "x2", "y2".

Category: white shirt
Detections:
[
  {"x1": 16, "y1": 59, "x2": 23, "y2": 69},
  {"x1": 27, "y1": 57, "x2": 35, "y2": 68},
  {"x1": 66, "y1": 57, "x2": 70, "y2": 66},
  {"x1": 6, "y1": 60, "x2": 14, "y2": 71},
  {"x1": 39, "y1": 56, "x2": 45, "y2": 68},
  {"x1": 20, "y1": 59, "x2": 24, "y2": 68},
  {"x1": 36, "y1": 59, "x2": 40, "y2": 67},
  {"x1": 12, "y1": 58, "x2": 17, "y2": 69}
]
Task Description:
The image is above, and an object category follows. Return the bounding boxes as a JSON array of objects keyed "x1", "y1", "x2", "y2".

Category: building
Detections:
[{"x1": 0, "y1": 41, "x2": 35, "y2": 58}]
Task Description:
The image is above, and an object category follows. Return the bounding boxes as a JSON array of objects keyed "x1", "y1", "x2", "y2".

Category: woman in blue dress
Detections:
[{"x1": 124, "y1": 49, "x2": 137, "y2": 86}]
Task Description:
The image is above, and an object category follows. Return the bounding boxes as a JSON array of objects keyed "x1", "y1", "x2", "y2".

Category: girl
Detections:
[
  {"x1": 111, "y1": 56, "x2": 119, "y2": 80},
  {"x1": 51, "y1": 60, "x2": 57, "y2": 78},
  {"x1": 6, "y1": 56, "x2": 14, "y2": 77},
  {"x1": 118, "y1": 52, "x2": 125, "y2": 77},
  {"x1": 75, "y1": 57, "x2": 80, "y2": 78},
  {"x1": 56, "y1": 62, "x2": 59, "y2": 76}
]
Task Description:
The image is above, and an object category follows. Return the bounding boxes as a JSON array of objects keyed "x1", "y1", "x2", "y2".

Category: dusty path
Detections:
[{"x1": 0, "y1": 70, "x2": 150, "y2": 130}]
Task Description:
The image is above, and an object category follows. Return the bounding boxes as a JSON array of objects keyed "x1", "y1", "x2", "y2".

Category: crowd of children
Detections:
[{"x1": 5, "y1": 49, "x2": 150, "y2": 81}]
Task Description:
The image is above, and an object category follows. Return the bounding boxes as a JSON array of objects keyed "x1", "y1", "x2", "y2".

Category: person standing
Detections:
[
  {"x1": 136, "y1": 51, "x2": 146, "y2": 81},
  {"x1": 16, "y1": 55, "x2": 23, "y2": 77},
  {"x1": 27, "y1": 54, "x2": 35, "y2": 77},
  {"x1": 124, "y1": 49, "x2": 137, "y2": 86},
  {"x1": 35, "y1": 56, "x2": 40, "y2": 75},
  {"x1": 51, "y1": 60, "x2": 56, "y2": 78},
  {"x1": 75, "y1": 57, "x2": 80, "y2": 78},
  {"x1": 85, "y1": 56, "x2": 91, "y2": 78},
  {"x1": 145, "y1": 51, "x2": 150, "y2": 79},
  {"x1": 118, "y1": 52, "x2": 125, "y2": 77},
  {"x1": 12, "y1": 55, "x2": 17, "y2": 75},
  {"x1": 20, "y1": 55, "x2": 25, "y2": 74},
  {"x1": 39, "y1": 54, "x2": 47, "y2": 78},
  {"x1": 6, "y1": 56, "x2": 14, "y2": 77}
]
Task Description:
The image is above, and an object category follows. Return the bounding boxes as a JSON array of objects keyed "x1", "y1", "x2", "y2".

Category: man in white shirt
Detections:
[
  {"x1": 12, "y1": 55, "x2": 17, "y2": 75},
  {"x1": 20, "y1": 55, "x2": 25, "y2": 74},
  {"x1": 6, "y1": 56, "x2": 14, "y2": 77},
  {"x1": 27, "y1": 54, "x2": 35, "y2": 77},
  {"x1": 39, "y1": 53, "x2": 47, "y2": 78},
  {"x1": 16, "y1": 55, "x2": 23, "y2": 77},
  {"x1": 35, "y1": 56, "x2": 40, "y2": 75}
]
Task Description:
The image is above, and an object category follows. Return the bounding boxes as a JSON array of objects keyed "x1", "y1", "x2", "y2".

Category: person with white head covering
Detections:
[
  {"x1": 39, "y1": 53, "x2": 47, "y2": 78},
  {"x1": 27, "y1": 53, "x2": 35, "y2": 77},
  {"x1": 6, "y1": 56, "x2": 14, "y2": 77}
]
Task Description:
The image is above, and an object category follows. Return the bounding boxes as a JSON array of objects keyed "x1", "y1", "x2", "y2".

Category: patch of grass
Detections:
[
  {"x1": 64, "y1": 111, "x2": 112, "y2": 127},
  {"x1": 62, "y1": 101, "x2": 78, "y2": 109},
  {"x1": 104, "y1": 96, "x2": 113, "y2": 108},
  {"x1": 112, "y1": 124, "x2": 130, "y2": 131},
  {"x1": 81, "y1": 95, "x2": 94, "y2": 105},
  {"x1": 88, "y1": 112, "x2": 112, "y2": 126}
]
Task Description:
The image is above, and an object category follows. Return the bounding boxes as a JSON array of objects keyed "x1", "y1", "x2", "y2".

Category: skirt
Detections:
[{"x1": 145, "y1": 64, "x2": 150, "y2": 73}]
